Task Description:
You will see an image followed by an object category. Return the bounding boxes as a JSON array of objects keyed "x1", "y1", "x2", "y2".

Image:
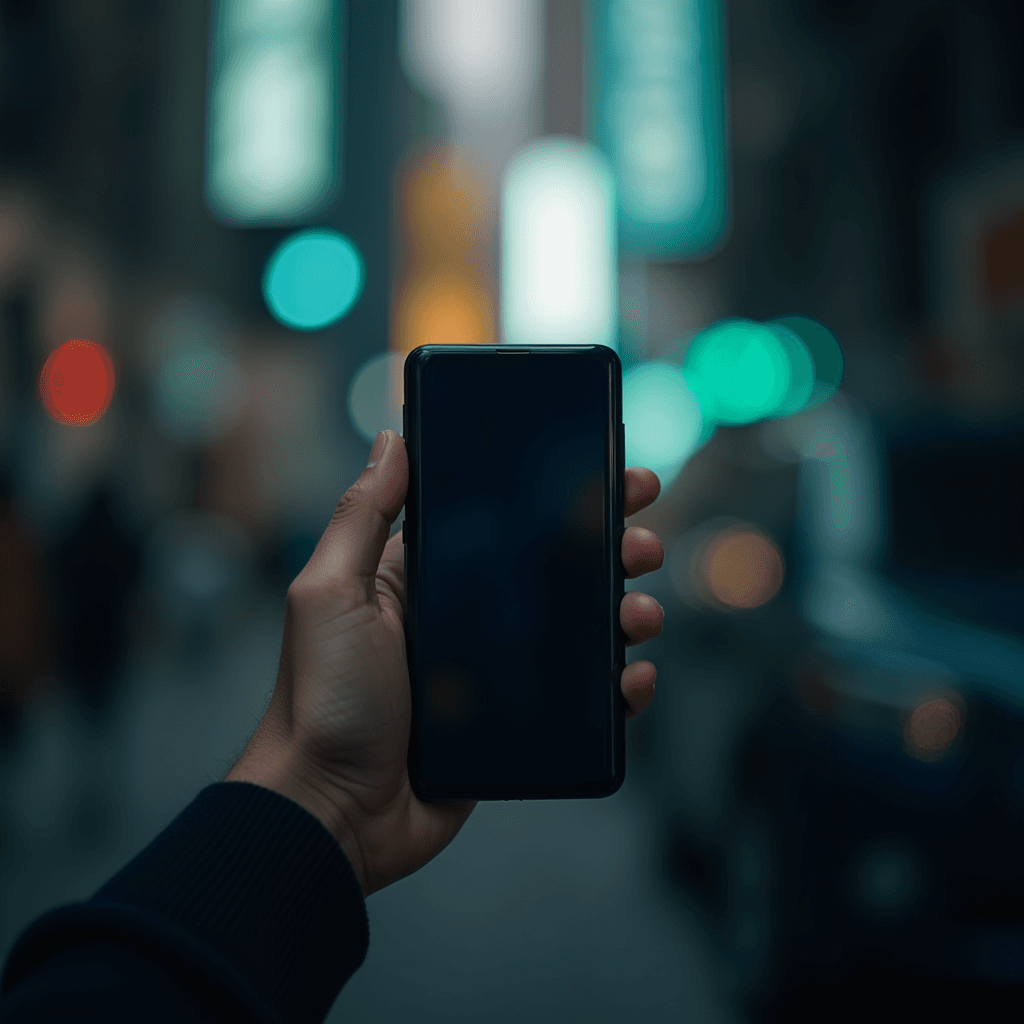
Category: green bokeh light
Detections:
[
  {"x1": 764, "y1": 322, "x2": 815, "y2": 417},
  {"x1": 683, "y1": 319, "x2": 792, "y2": 425},
  {"x1": 263, "y1": 229, "x2": 364, "y2": 331},
  {"x1": 770, "y1": 315, "x2": 843, "y2": 409}
]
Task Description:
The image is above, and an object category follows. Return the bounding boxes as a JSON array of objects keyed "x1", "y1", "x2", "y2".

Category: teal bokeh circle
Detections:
[
  {"x1": 684, "y1": 318, "x2": 792, "y2": 425},
  {"x1": 770, "y1": 315, "x2": 843, "y2": 409},
  {"x1": 263, "y1": 229, "x2": 364, "y2": 331}
]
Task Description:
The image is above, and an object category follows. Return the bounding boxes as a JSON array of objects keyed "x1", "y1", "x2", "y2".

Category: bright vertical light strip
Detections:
[
  {"x1": 592, "y1": 0, "x2": 728, "y2": 258},
  {"x1": 206, "y1": 0, "x2": 339, "y2": 226},
  {"x1": 502, "y1": 138, "x2": 617, "y2": 349},
  {"x1": 401, "y1": 0, "x2": 541, "y2": 126}
]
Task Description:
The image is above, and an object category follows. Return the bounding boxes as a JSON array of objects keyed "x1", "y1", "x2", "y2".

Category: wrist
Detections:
[{"x1": 225, "y1": 732, "x2": 368, "y2": 896}]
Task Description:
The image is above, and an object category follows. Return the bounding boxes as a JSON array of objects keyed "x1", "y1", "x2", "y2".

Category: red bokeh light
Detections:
[{"x1": 38, "y1": 338, "x2": 115, "y2": 425}]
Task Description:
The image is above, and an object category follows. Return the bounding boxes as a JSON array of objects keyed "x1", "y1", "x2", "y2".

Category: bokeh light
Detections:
[
  {"x1": 154, "y1": 345, "x2": 248, "y2": 444},
  {"x1": 393, "y1": 146, "x2": 494, "y2": 357},
  {"x1": 263, "y1": 229, "x2": 364, "y2": 330},
  {"x1": 684, "y1": 318, "x2": 791, "y2": 425},
  {"x1": 206, "y1": 0, "x2": 336, "y2": 226},
  {"x1": 401, "y1": 0, "x2": 542, "y2": 124},
  {"x1": 770, "y1": 315, "x2": 844, "y2": 408},
  {"x1": 400, "y1": 148, "x2": 488, "y2": 262},
  {"x1": 145, "y1": 292, "x2": 251, "y2": 444},
  {"x1": 502, "y1": 137, "x2": 616, "y2": 349},
  {"x1": 700, "y1": 527, "x2": 785, "y2": 610},
  {"x1": 764, "y1": 321, "x2": 815, "y2": 416},
  {"x1": 622, "y1": 361, "x2": 703, "y2": 485},
  {"x1": 905, "y1": 698, "x2": 963, "y2": 760},
  {"x1": 348, "y1": 350, "x2": 404, "y2": 444},
  {"x1": 395, "y1": 271, "x2": 494, "y2": 352},
  {"x1": 38, "y1": 339, "x2": 116, "y2": 426},
  {"x1": 594, "y1": 0, "x2": 728, "y2": 258}
]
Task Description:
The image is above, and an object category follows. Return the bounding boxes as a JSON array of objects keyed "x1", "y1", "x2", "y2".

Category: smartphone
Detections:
[{"x1": 403, "y1": 344, "x2": 626, "y2": 801}]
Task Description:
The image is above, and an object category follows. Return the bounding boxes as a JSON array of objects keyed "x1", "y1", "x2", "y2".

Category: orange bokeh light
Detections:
[
  {"x1": 395, "y1": 272, "x2": 495, "y2": 354},
  {"x1": 701, "y1": 528, "x2": 785, "y2": 610},
  {"x1": 38, "y1": 338, "x2": 116, "y2": 425},
  {"x1": 400, "y1": 148, "x2": 488, "y2": 262},
  {"x1": 905, "y1": 698, "x2": 963, "y2": 760}
]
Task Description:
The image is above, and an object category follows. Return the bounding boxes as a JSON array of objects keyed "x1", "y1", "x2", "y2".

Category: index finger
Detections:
[{"x1": 625, "y1": 467, "x2": 660, "y2": 518}]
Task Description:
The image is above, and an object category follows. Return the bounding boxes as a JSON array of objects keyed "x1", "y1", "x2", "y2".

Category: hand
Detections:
[{"x1": 226, "y1": 429, "x2": 665, "y2": 896}]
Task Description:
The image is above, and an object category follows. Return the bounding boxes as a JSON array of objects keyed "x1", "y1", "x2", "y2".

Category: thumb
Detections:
[{"x1": 301, "y1": 430, "x2": 408, "y2": 603}]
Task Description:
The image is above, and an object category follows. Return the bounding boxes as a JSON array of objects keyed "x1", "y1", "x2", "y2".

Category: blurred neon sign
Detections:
[
  {"x1": 206, "y1": 0, "x2": 341, "y2": 226},
  {"x1": 502, "y1": 138, "x2": 617, "y2": 349},
  {"x1": 591, "y1": 0, "x2": 729, "y2": 258}
]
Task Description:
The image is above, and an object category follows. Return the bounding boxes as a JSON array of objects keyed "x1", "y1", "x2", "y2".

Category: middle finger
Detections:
[
  {"x1": 622, "y1": 525, "x2": 664, "y2": 579},
  {"x1": 621, "y1": 591, "x2": 664, "y2": 646}
]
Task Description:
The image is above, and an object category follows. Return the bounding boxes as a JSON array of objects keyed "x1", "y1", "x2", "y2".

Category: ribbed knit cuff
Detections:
[{"x1": 3, "y1": 782, "x2": 369, "y2": 1024}]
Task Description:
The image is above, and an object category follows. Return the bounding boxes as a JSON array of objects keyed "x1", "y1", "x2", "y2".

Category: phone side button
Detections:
[{"x1": 402, "y1": 403, "x2": 406, "y2": 438}]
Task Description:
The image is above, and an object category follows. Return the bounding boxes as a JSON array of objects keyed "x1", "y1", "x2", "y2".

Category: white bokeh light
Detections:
[{"x1": 502, "y1": 138, "x2": 617, "y2": 349}]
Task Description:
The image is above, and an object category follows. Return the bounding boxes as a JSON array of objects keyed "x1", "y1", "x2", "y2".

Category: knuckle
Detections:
[
  {"x1": 285, "y1": 577, "x2": 318, "y2": 610},
  {"x1": 287, "y1": 575, "x2": 362, "y2": 613}
]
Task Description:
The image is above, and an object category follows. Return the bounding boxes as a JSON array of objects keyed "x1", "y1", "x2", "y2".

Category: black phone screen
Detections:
[{"x1": 403, "y1": 345, "x2": 625, "y2": 800}]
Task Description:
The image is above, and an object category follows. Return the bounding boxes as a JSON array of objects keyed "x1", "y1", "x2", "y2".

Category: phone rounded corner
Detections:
[
  {"x1": 591, "y1": 343, "x2": 621, "y2": 375},
  {"x1": 408, "y1": 764, "x2": 459, "y2": 803},
  {"x1": 407, "y1": 772, "x2": 431, "y2": 803},
  {"x1": 403, "y1": 348, "x2": 416, "y2": 374},
  {"x1": 598, "y1": 764, "x2": 626, "y2": 798}
]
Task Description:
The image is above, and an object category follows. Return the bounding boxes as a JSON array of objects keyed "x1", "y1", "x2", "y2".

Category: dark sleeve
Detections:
[{"x1": 0, "y1": 781, "x2": 370, "y2": 1024}]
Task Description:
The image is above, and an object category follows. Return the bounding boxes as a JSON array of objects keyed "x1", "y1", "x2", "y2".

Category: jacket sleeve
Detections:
[{"x1": 0, "y1": 781, "x2": 370, "y2": 1024}]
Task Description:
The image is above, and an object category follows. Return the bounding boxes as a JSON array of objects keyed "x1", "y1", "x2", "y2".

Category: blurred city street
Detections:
[
  {"x1": 0, "y1": 562, "x2": 740, "y2": 1023},
  {"x1": 2, "y1": 0, "x2": 1024, "y2": 1019}
]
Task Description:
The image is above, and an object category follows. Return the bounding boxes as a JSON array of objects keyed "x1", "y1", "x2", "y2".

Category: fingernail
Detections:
[{"x1": 367, "y1": 430, "x2": 388, "y2": 468}]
